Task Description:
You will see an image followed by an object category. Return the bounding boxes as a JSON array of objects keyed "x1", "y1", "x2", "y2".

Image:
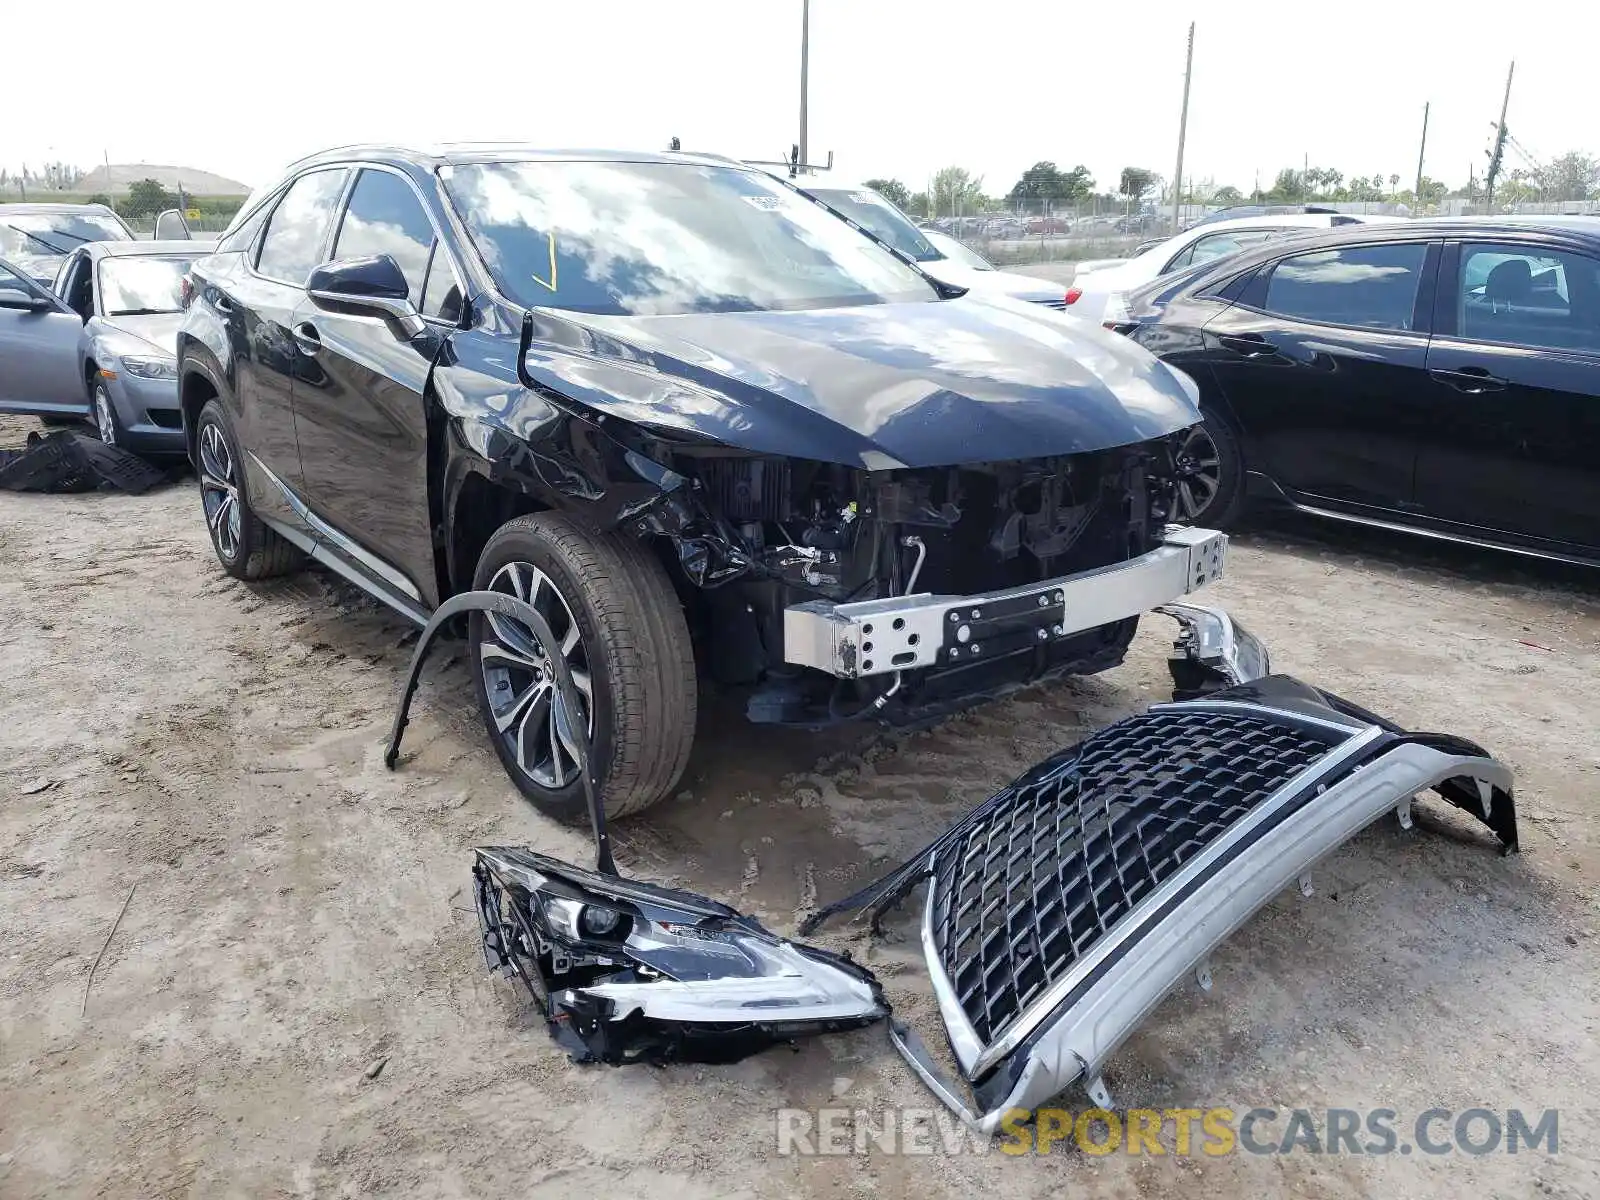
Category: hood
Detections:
[
  {"x1": 97, "y1": 312, "x2": 182, "y2": 357},
  {"x1": 919, "y1": 259, "x2": 1066, "y2": 304},
  {"x1": 520, "y1": 296, "x2": 1201, "y2": 470}
]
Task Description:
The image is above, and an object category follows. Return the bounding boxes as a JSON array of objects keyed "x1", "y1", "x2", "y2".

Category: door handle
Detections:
[
  {"x1": 1429, "y1": 367, "x2": 1506, "y2": 394},
  {"x1": 1218, "y1": 333, "x2": 1277, "y2": 357},
  {"x1": 292, "y1": 322, "x2": 322, "y2": 357}
]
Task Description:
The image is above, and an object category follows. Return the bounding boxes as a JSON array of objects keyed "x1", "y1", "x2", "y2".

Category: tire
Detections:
[
  {"x1": 93, "y1": 380, "x2": 124, "y2": 447},
  {"x1": 1173, "y1": 409, "x2": 1245, "y2": 529},
  {"x1": 194, "y1": 399, "x2": 305, "y2": 580},
  {"x1": 469, "y1": 513, "x2": 698, "y2": 823}
]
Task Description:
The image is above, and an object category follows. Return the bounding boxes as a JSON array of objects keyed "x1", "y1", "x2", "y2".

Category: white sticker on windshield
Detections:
[
  {"x1": 849, "y1": 192, "x2": 880, "y2": 204},
  {"x1": 742, "y1": 195, "x2": 786, "y2": 211}
]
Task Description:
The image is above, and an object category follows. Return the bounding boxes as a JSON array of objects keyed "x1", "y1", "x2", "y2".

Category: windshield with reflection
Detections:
[
  {"x1": 99, "y1": 256, "x2": 194, "y2": 316},
  {"x1": 808, "y1": 187, "x2": 942, "y2": 262},
  {"x1": 923, "y1": 230, "x2": 994, "y2": 271},
  {"x1": 0, "y1": 211, "x2": 131, "y2": 258},
  {"x1": 441, "y1": 161, "x2": 937, "y2": 315}
]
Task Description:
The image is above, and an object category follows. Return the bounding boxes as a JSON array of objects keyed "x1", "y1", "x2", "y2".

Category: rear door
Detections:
[
  {"x1": 1201, "y1": 239, "x2": 1437, "y2": 513},
  {"x1": 0, "y1": 258, "x2": 87, "y2": 416},
  {"x1": 290, "y1": 166, "x2": 461, "y2": 606},
  {"x1": 1416, "y1": 239, "x2": 1600, "y2": 553},
  {"x1": 231, "y1": 166, "x2": 349, "y2": 511}
]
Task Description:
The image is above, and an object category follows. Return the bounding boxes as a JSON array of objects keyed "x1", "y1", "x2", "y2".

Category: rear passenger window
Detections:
[
  {"x1": 219, "y1": 196, "x2": 275, "y2": 255},
  {"x1": 256, "y1": 169, "x2": 348, "y2": 285},
  {"x1": 1458, "y1": 243, "x2": 1600, "y2": 354},
  {"x1": 332, "y1": 169, "x2": 435, "y2": 307},
  {"x1": 1261, "y1": 243, "x2": 1427, "y2": 331}
]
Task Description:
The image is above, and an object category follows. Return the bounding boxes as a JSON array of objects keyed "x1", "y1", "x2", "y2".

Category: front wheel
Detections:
[
  {"x1": 469, "y1": 513, "x2": 698, "y2": 823},
  {"x1": 93, "y1": 381, "x2": 124, "y2": 447}
]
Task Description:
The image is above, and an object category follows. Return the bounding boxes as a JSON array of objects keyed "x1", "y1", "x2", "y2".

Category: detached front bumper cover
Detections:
[
  {"x1": 474, "y1": 846, "x2": 887, "y2": 1065},
  {"x1": 804, "y1": 674, "x2": 1517, "y2": 1133}
]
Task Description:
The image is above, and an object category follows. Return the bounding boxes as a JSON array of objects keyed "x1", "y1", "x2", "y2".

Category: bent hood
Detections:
[{"x1": 522, "y1": 297, "x2": 1201, "y2": 469}]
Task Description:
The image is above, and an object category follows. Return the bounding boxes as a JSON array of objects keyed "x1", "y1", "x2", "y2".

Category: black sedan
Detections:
[{"x1": 1112, "y1": 217, "x2": 1600, "y2": 564}]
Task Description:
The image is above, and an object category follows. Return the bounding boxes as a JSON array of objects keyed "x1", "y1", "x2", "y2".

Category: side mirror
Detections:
[
  {"x1": 0, "y1": 293, "x2": 56, "y2": 313},
  {"x1": 307, "y1": 255, "x2": 424, "y2": 337},
  {"x1": 153, "y1": 209, "x2": 193, "y2": 240}
]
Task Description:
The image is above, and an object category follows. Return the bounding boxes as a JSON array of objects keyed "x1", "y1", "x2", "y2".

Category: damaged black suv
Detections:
[{"x1": 177, "y1": 146, "x2": 1227, "y2": 820}]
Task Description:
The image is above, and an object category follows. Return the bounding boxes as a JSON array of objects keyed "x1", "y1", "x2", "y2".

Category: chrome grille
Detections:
[{"x1": 929, "y1": 709, "x2": 1335, "y2": 1048}]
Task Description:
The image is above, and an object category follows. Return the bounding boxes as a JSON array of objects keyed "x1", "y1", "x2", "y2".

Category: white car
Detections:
[
  {"x1": 1066, "y1": 213, "x2": 1401, "y2": 324},
  {"x1": 781, "y1": 178, "x2": 1074, "y2": 308}
]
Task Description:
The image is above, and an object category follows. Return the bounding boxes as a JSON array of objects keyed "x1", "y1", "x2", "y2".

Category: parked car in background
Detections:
[
  {"x1": 1111, "y1": 217, "x2": 1600, "y2": 562},
  {"x1": 0, "y1": 202, "x2": 136, "y2": 288},
  {"x1": 1026, "y1": 215, "x2": 1072, "y2": 235},
  {"x1": 771, "y1": 176, "x2": 1076, "y2": 306},
  {"x1": 1066, "y1": 213, "x2": 1400, "y2": 324},
  {"x1": 1185, "y1": 203, "x2": 1345, "y2": 230},
  {"x1": 177, "y1": 144, "x2": 1227, "y2": 820},
  {"x1": 0, "y1": 242, "x2": 196, "y2": 449},
  {"x1": 983, "y1": 216, "x2": 1027, "y2": 239}
]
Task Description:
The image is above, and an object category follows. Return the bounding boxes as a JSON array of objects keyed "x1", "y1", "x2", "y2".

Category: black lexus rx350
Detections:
[{"x1": 176, "y1": 145, "x2": 1229, "y2": 820}]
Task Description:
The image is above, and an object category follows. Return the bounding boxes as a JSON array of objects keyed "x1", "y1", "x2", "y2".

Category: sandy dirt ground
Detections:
[{"x1": 1, "y1": 413, "x2": 1597, "y2": 1199}]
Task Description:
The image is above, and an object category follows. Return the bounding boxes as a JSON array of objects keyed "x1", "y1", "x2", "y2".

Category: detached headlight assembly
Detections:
[
  {"x1": 120, "y1": 355, "x2": 178, "y2": 381},
  {"x1": 473, "y1": 847, "x2": 886, "y2": 1065}
]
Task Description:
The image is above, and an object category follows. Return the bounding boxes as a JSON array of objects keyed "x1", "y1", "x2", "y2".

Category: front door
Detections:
[
  {"x1": 0, "y1": 258, "x2": 86, "y2": 417},
  {"x1": 291, "y1": 167, "x2": 456, "y2": 607},
  {"x1": 1416, "y1": 240, "x2": 1600, "y2": 553},
  {"x1": 1202, "y1": 239, "x2": 1437, "y2": 513}
]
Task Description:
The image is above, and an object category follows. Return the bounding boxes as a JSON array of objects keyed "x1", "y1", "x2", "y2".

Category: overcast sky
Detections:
[{"x1": 11, "y1": 0, "x2": 1596, "y2": 196}]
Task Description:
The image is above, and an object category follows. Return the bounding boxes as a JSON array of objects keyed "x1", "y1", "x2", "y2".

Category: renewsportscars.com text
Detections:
[{"x1": 774, "y1": 1106, "x2": 1559, "y2": 1157}]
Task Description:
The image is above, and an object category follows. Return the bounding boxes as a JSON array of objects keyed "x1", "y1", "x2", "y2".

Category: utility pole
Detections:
[
  {"x1": 1484, "y1": 60, "x2": 1514, "y2": 209},
  {"x1": 1413, "y1": 102, "x2": 1429, "y2": 206},
  {"x1": 798, "y1": 0, "x2": 810, "y2": 171},
  {"x1": 1171, "y1": 22, "x2": 1194, "y2": 234}
]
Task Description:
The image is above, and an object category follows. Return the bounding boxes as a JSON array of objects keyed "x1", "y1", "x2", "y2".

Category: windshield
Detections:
[
  {"x1": 441, "y1": 161, "x2": 936, "y2": 315},
  {"x1": 807, "y1": 187, "x2": 942, "y2": 262},
  {"x1": 99, "y1": 256, "x2": 194, "y2": 316},
  {"x1": 923, "y1": 230, "x2": 993, "y2": 271},
  {"x1": 0, "y1": 211, "x2": 131, "y2": 259}
]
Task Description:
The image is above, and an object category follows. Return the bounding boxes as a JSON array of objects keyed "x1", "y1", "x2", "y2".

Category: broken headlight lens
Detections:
[{"x1": 475, "y1": 847, "x2": 886, "y2": 1065}]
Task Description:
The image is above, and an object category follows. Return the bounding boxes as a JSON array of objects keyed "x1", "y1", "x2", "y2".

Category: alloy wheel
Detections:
[
  {"x1": 1173, "y1": 425, "x2": 1223, "y2": 523},
  {"x1": 94, "y1": 385, "x2": 117, "y2": 446},
  {"x1": 480, "y1": 561, "x2": 595, "y2": 790},
  {"x1": 198, "y1": 422, "x2": 243, "y2": 562}
]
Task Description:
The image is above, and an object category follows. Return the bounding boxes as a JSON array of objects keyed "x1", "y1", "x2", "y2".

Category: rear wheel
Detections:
[
  {"x1": 470, "y1": 513, "x2": 697, "y2": 823},
  {"x1": 1173, "y1": 412, "x2": 1245, "y2": 528},
  {"x1": 195, "y1": 399, "x2": 305, "y2": 580}
]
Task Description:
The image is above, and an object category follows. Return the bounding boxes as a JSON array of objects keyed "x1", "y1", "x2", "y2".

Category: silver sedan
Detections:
[{"x1": 0, "y1": 241, "x2": 198, "y2": 453}]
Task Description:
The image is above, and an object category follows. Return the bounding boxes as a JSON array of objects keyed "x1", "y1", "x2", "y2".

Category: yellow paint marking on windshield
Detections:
[{"x1": 528, "y1": 232, "x2": 558, "y2": 293}]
